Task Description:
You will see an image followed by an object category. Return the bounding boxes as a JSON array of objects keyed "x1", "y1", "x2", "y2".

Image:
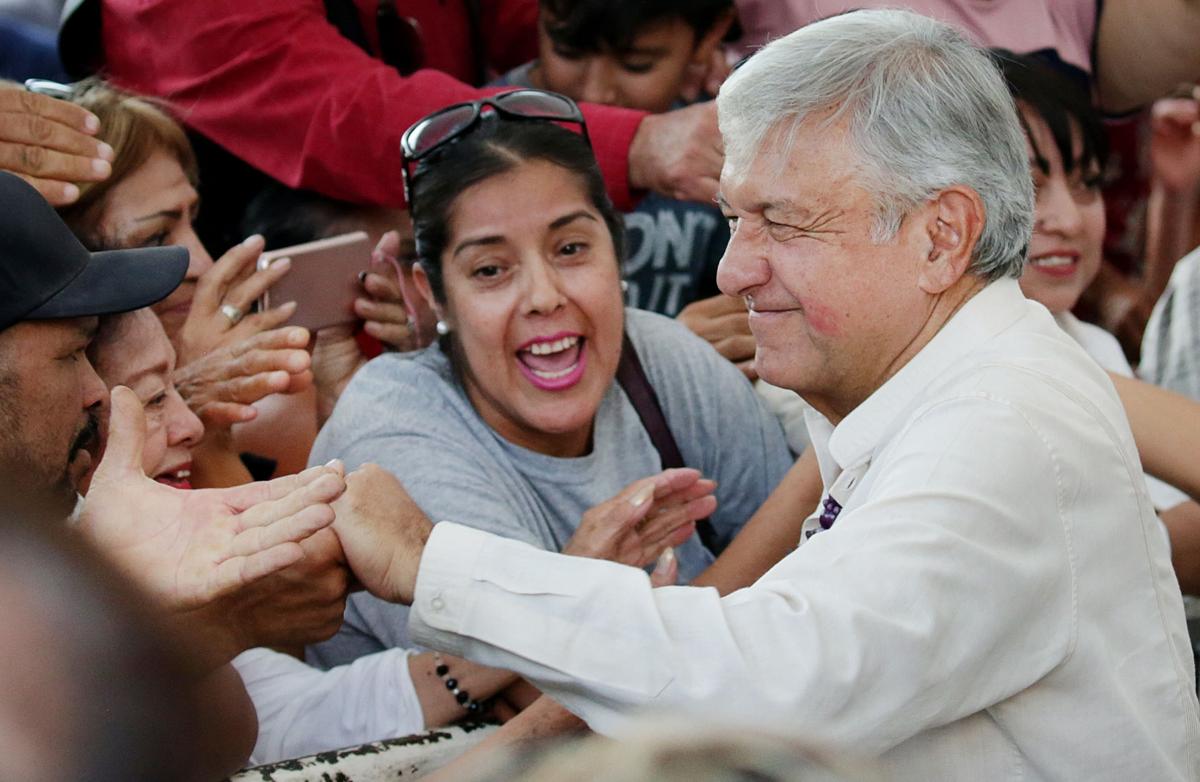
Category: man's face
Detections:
[
  {"x1": 0, "y1": 318, "x2": 106, "y2": 517},
  {"x1": 716, "y1": 120, "x2": 939, "y2": 421}
]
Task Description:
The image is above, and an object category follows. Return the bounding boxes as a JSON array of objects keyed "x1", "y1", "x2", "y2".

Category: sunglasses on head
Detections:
[{"x1": 400, "y1": 89, "x2": 590, "y2": 205}]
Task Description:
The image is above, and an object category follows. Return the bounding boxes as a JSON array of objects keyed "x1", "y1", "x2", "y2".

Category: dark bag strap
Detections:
[{"x1": 615, "y1": 333, "x2": 719, "y2": 554}]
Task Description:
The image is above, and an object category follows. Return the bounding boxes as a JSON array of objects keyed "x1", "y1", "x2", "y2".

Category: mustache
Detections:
[{"x1": 71, "y1": 410, "x2": 101, "y2": 456}]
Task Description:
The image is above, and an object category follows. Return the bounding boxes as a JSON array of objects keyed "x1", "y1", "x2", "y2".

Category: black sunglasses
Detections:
[{"x1": 400, "y1": 89, "x2": 590, "y2": 205}]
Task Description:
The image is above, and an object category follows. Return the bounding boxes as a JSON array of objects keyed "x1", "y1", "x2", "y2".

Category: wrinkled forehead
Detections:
[{"x1": 719, "y1": 116, "x2": 860, "y2": 208}]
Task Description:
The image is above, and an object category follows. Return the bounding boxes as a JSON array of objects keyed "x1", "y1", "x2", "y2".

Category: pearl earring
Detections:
[{"x1": 436, "y1": 320, "x2": 450, "y2": 336}]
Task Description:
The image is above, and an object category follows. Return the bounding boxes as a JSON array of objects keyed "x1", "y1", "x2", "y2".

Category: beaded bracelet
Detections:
[{"x1": 433, "y1": 652, "x2": 488, "y2": 715}]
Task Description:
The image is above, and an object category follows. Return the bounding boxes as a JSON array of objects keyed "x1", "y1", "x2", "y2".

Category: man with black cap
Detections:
[
  {"x1": 0, "y1": 170, "x2": 347, "y2": 610},
  {"x1": 0, "y1": 169, "x2": 187, "y2": 518}
]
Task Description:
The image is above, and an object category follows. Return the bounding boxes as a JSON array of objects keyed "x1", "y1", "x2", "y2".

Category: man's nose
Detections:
[
  {"x1": 716, "y1": 222, "x2": 770, "y2": 298},
  {"x1": 80, "y1": 356, "x2": 108, "y2": 413}
]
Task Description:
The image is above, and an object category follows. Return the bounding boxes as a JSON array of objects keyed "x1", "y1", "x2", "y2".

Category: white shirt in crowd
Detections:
[
  {"x1": 234, "y1": 647, "x2": 422, "y2": 766},
  {"x1": 1142, "y1": 246, "x2": 1200, "y2": 402},
  {"x1": 409, "y1": 279, "x2": 1200, "y2": 781}
]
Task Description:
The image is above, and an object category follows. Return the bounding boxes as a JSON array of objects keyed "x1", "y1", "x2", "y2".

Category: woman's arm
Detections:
[
  {"x1": 408, "y1": 652, "x2": 519, "y2": 727},
  {"x1": 691, "y1": 448, "x2": 823, "y2": 595},
  {"x1": 423, "y1": 696, "x2": 587, "y2": 782},
  {"x1": 1109, "y1": 372, "x2": 1200, "y2": 500},
  {"x1": 1095, "y1": 0, "x2": 1200, "y2": 113}
]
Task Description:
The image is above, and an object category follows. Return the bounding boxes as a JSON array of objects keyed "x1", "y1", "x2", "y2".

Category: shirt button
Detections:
[{"x1": 430, "y1": 595, "x2": 446, "y2": 612}]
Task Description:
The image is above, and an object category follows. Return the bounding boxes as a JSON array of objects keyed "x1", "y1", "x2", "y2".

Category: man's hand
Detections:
[
  {"x1": 175, "y1": 326, "x2": 314, "y2": 430},
  {"x1": 0, "y1": 82, "x2": 113, "y2": 205},
  {"x1": 628, "y1": 101, "x2": 723, "y2": 204},
  {"x1": 81, "y1": 386, "x2": 346, "y2": 610},
  {"x1": 563, "y1": 468, "x2": 717, "y2": 569},
  {"x1": 678, "y1": 294, "x2": 757, "y2": 379},
  {"x1": 177, "y1": 235, "x2": 297, "y2": 365},
  {"x1": 330, "y1": 463, "x2": 433, "y2": 605}
]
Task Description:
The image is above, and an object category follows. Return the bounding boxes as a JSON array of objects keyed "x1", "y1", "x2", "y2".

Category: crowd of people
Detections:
[{"x1": 4, "y1": 1, "x2": 1200, "y2": 779}]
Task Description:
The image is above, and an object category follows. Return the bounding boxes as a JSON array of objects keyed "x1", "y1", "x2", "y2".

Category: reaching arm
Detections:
[
  {"x1": 1109, "y1": 372, "x2": 1200, "y2": 500},
  {"x1": 1095, "y1": 0, "x2": 1200, "y2": 113},
  {"x1": 691, "y1": 448, "x2": 822, "y2": 594},
  {"x1": 99, "y1": 0, "x2": 645, "y2": 209}
]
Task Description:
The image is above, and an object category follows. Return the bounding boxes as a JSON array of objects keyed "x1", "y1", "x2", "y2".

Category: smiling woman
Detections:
[{"x1": 309, "y1": 107, "x2": 792, "y2": 667}]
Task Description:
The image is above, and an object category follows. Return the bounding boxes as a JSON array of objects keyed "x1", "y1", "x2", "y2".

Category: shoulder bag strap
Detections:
[{"x1": 615, "y1": 333, "x2": 719, "y2": 554}]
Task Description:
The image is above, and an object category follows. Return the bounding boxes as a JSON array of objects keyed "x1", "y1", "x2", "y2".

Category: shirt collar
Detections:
[{"x1": 824, "y1": 277, "x2": 1029, "y2": 471}]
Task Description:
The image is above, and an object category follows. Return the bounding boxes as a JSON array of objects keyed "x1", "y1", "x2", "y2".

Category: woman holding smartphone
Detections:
[{"x1": 51, "y1": 78, "x2": 413, "y2": 476}]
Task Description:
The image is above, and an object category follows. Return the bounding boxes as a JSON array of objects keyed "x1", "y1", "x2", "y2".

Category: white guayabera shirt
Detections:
[{"x1": 409, "y1": 279, "x2": 1200, "y2": 781}]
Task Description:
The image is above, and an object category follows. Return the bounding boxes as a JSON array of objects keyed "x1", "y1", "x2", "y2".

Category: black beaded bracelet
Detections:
[{"x1": 433, "y1": 652, "x2": 488, "y2": 715}]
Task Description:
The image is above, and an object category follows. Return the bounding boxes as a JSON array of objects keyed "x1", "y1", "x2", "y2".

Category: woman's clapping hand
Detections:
[{"x1": 563, "y1": 468, "x2": 718, "y2": 580}]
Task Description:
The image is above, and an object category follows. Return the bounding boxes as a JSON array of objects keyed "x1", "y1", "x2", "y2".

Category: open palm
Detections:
[{"x1": 80, "y1": 386, "x2": 346, "y2": 610}]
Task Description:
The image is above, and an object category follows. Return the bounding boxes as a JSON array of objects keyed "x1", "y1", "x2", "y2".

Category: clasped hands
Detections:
[
  {"x1": 328, "y1": 465, "x2": 719, "y2": 606},
  {"x1": 81, "y1": 386, "x2": 715, "y2": 653}
]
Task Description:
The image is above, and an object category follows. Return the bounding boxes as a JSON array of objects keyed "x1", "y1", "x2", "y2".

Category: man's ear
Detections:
[{"x1": 919, "y1": 186, "x2": 985, "y2": 294}]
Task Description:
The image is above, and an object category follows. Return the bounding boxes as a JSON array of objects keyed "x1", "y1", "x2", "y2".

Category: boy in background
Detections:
[{"x1": 494, "y1": 0, "x2": 736, "y2": 318}]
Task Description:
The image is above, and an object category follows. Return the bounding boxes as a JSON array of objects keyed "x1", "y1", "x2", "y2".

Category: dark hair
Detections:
[
  {"x1": 541, "y1": 0, "x2": 734, "y2": 54},
  {"x1": 240, "y1": 183, "x2": 365, "y2": 248},
  {"x1": 992, "y1": 49, "x2": 1108, "y2": 181},
  {"x1": 410, "y1": 118, "x2": 624, "y2": 303}
]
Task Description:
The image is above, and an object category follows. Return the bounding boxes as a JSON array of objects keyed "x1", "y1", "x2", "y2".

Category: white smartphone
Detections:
[{"x1": 257, "y1": 231, "x2": 371, "y2": 332}]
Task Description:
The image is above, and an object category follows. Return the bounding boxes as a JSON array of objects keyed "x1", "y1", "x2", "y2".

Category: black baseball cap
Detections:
[{"x1": 0, "y1": 172, "x2": 189, "y2": 332}]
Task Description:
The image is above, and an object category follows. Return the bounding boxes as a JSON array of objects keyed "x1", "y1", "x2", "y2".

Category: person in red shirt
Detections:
[{"x1": 53, "y1": 0, "x2": 722, "y2": 222}]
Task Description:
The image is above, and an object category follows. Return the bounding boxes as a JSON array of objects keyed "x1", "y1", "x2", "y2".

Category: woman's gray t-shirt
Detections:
[{"x1": 308, "y1": 308, "x2": 792, "y2": 665}]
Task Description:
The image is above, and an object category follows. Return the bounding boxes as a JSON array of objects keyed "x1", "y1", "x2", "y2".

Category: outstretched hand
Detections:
[
  {"x1": 563, "y1": 468, "x2": 718, "y2": 574},
  {"x1": 80, "y1": 386, "x2": 346, "y2": 610},
  {"x1": 330, "y1": 463, "x2": 433, "y2": 605}
]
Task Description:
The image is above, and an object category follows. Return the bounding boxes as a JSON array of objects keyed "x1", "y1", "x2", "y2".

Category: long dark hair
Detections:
[
  {"x1": 992, "y1": 49, "x2": 1109, "y2": 182},
  {"x1": 409, "y1": 118, "x2": 625, "y2": 303}
]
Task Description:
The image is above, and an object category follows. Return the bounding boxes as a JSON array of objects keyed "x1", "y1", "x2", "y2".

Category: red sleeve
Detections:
[
  {"x1": 480, "y1": 0, "x2": 540, "y2": 73},
  {"x1": 99, "y1": 0, "x2": 646, "y2": 211}
]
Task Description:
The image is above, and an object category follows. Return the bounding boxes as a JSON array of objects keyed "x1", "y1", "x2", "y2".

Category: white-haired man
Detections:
[{"x1": 328, "y1": 10, "x2": 1200, "y2": 779}]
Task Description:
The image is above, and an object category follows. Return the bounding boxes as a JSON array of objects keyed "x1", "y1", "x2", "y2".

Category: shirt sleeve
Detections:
[
  {"x1": 99, "y1": 0, "x2": 646, "y2": 210},
  {"x1": 408, "y1": 394, "x2": 1075, "y2": 749},
  {"x1": 235, "y1": 646, "x2": 423, "y2": 766}
]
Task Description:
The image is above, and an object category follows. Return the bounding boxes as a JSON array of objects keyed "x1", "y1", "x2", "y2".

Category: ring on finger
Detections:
[{"x1": 219, "y1": 302, "x2": 245, "y2": 327}]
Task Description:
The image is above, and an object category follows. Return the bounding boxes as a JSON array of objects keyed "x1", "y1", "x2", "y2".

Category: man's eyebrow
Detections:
[
  {"x1": 715, "y1": 194, "x2": 732, "y2": 212},
  {"x1": 77, "y1": 318, "x2": 100, "y2": 343},
  {"x1": 763, "y1": 199, "x2": 817, "y2": 220}
]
